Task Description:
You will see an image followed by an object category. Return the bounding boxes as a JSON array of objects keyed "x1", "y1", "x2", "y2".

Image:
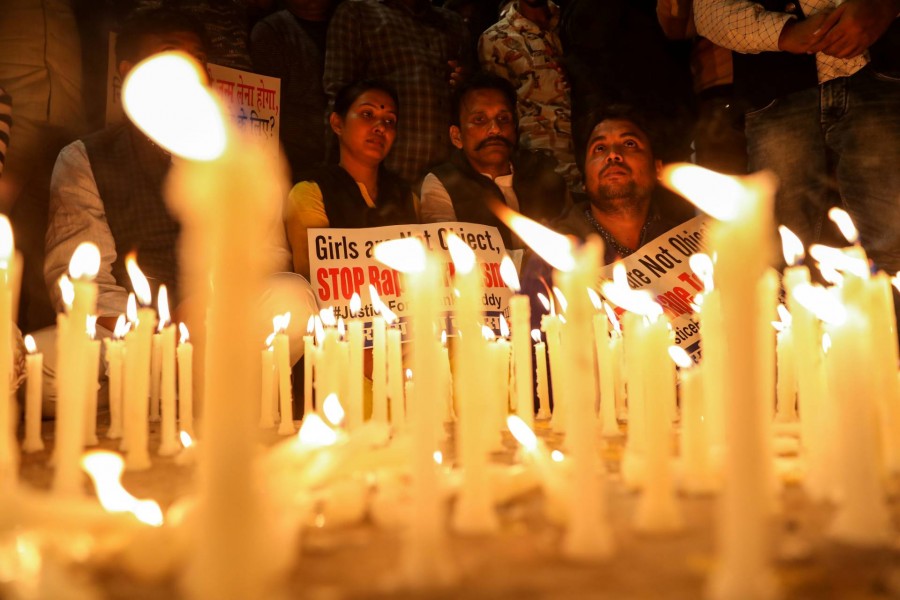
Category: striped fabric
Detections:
[{"x1": 0, "y1": 89, "x2": 10, "y2": 176}]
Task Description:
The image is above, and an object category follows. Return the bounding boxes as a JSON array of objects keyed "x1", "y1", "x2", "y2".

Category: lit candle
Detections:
[
  {"x1": 370, "y1": 285, "x2": 388, "y2": 425},
  {"x1": 84, "y1": 316, "x2": 101, "y2": 446},
  {"x1": 275, "y1": 312, "x2": 295, "y2": 435},
  {"x1": 157, "y1": 285, "x2": 179, "y2": 456},
  {"x1": 532, "y1": 330, "x2": 550, "y2": 419},
  {"x1": 0, "y1": 218, "x2": 15, "y2": 487},
  {"x1": 53, "y1": 242, "x2": 99, "y2": 495},
  {"x1": 303, "y1": 315, "x2": 315, "y2": 419},
  {"x1": 440, "y1": 330, "x2": 454, "y2": 422},
  {"x1": 447, "y1": 233, "x2": 497, "y2": 533},
  {"x1": 149, "y1": 328, "x2": 162, "y2": 423},
  {"x1": 105, "y1": 316, "x2": 128, "y2": 440},
  {"x1": 774, "y1": 305, "x2": 797, "y2": 422},
  {"x1": 664, "y1": 165, "x2": 778, "y2": 599},
  {"x1": 21, "y1": 334, "x2": 44, "y2": 453},
  {"x1": 501, "y1": 256, "x2": 534, "y2": 428},
  {"x1": 124, "y1": 257, "x2": 155, "y2": 472},
  {"x1": 259, "y1": 341, "x2": 275, "y2": 428},
  {"x1": 592, "y1": 296, "x2": 619, "y2": 437},
  {"x1": 120, "y1": 293, "x2": 138, "y2": 453},
  {"x1": 176, "y1": 323, "x2": 194, "y2": 438},
  {"x1": 676, "y1": 358, "x2": 715, "y2": 494},
  {"x1": 872, "y1": 273, "x2": 900, "y2": 473},
  {"x1": 347, "y1": 293, "x2": 364, "y2": 429},
  {"x1": 387, "y1": 322, "x2": 403, "y2": 426},
  {"x1": 541, "y1": 310, "x2": 564, "y2": 433}
]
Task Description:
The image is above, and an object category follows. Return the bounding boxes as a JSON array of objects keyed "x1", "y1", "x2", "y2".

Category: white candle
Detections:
[
  {"x1": 176, "y1": 323, "x2": 194, "y2": 438},
  {"x1": 532, "y1": 331, "x2": 550, "y2": 419},
  {"x1": 371, "y1": 313, "x2": 388, "y2": 424},
  {"x1": 542, "y1": 313, "x2": 564, "y2": 432},
  {"x1": 157, "y1": 286, "x2": 178, "y2": 456},
  {"x1": 774, "y1": 318, "x2": 797, "y2": 422},
  {"x1": 105, "y1": 316, "x2": 127, "y2": 440},
  {"x1": 275, "y1": 320, "x2": 294, "y2": 436},
  {"x1": 867, "y1": 273, "x2": 900, "y2": 474},
  {"x1": 556, "y1": 238, "x2": 614, "y2": 560},
  {"x1": 83, "y1": 323, "x2": 101, "y2": 446},
  {"x1": 594, "y1": 306, "x2": 619, "y2": 437},
  {"x1": 149, "y1": 332, "x2": 162, "y2": 422},
  {"x1": 347, "y1": 310, "x2": 364, "y2": 429},
  {"x1": 679, "y1": 365, "x2": 715, "y2": 494},
  {"x1": 22, "y1": 334, "x2": 44, "y2": 453},
  {"x1": 53, "y1": 242, "x2": 99, "y2": 495},
  {"x1": 447, "y1": 234, "x2": 497, "y2": 533},
  {"x1": 0, "y1": 218, "x2": 14, "y2": 487},
  {"x1": 510, "y1": 295, "x2": 533, "y2": 428},
  {"x1": 387, "y1": 326, "x2": 403, "y2": 426},
  {"x1": 259, "y1": 346, "x2": 275, "y2": 428},
  {"x1": 440, "y1": 332, "x2": 454, "y2": 422},
  {"x1": 303, "y1": 321, "x2": 315, "y2": 419},
  {"x1": 127, "y1": 301, "x2": 155, "y2": 472},
  {"x1": 621, "y1": 311, "x2": 647, "y2": 488}
]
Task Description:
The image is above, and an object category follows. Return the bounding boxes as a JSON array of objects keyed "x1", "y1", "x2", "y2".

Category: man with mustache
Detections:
[{"x1": 420, "y1": 72, "x2": 569, "y2": 249}]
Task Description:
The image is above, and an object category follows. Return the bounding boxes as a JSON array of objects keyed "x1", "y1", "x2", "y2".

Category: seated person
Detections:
[
  {"x1": 39, "y1": 7, "x2": 290, "y2": 411},
  {"x1": 419, "y1": 71, "x2": 569, "y2": 250},
  {"x1": 523, "y1": 104, "x2": 692, "y2": 322},
  {"x1": 286, "y1": 80, "x2": 418, "y2": 280}
]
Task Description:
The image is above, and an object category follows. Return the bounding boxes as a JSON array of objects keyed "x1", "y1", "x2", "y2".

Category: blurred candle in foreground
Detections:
[
  {"x1": 157, "y1": 286, "x2": 179, "y2": 456},
  {"x1": 105, "y1": 316, "x2": 128, "y2": 440},
  {"x1": 22, "y1": 334, "x2": 44, "y2": 453},
  {"x1": 177, "y1": 323, "x2": 194, "y2": 438}
]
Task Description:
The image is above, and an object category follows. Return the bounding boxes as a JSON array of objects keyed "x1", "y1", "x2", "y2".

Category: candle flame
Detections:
[
  {"x1": 808, "y1": 245, "x2": 868, "y2": 279},
  {"x1": 265, "y1": 332, "x2": 276, "y2": 348},
  {"x1": 126, "y1": 293, "x2": 138, "y2": 324},
  {"x1": 601, "y1": 283, "x2": 662, "y2": 319},
  {"x1": 828, "y1": 208, "x2": 859, "y2": 244},
  {"x1": 337, "y1": 317, "x2": 346, "y2": 338},
  {"x1": 531, "y1": 329, "x2": 542, "y2": 343},
  {"x1": 380, "y1": 305, "x2": 398, "y2": 325},
  {"x1": 178, "y1": 322, "x2": 190, "y2": 344},
  {"x1": 499, "y1": 314, "x2": 510, "y2": 338},
  {"x1": 482, "y1": 325, "x2": 496, "y2": 341},
  {"x1": 603, "y1": 302, "x2": 621, "y2": 333},
  {"x1": 441, "y1": 330, "x2": 447, "y2": 346},
  {"x1": 58, "y1": 275, "x2": 75, "y2": 309},
  {"x1": 552, "y1": 287, "x2": 568, "y2": 313},
  {"x1": 661, "y1": 164, "x2": 744, "y2": 221},
  {"x1": 369, "y1": 285, "x2": 385, "y2": 314},
  {"x1": 125, "y1": 255, "x2": 152, "y2": 306},
  {"x1": 157, "y1": 285, "x2": 170, "y2": 331},
  {"x1": 893, "y1": 273, "x2": 900, "y2": 294},
  {"x1": 405, "y1": 368, "x2": 412, "y2": 381},
  {"x1": 536, "y1": 292, "x2": 550, "y2": 312},
  {"x1": 499, "y1": 255, "x2": 520, "y2": 291},
  {"x1": 349, "y1": 292, "x2": 362, "y2": 314},
  {"x1": 776, "y1": 304, "x2": 792, "y2": 327},
  {"x1": 499, "y1": 208, "x2": 575, "y2": 272},
  {"x1": 374, "y1": 238, "x2": 425, "y2": 273},
  {"x1": 819, "y1": 264, "x2": 844, "y2": 287},
  {"x1": 318, "y1": 308, "x2": 334, "y2": 328},
  {"x1": 314, "y1": 316, "x2": 325, "y2": 345},
  {"x1": 306, "y1": 314, "x2": 315, "y2": 335},
  {"x1": 433, "y1": 451, "x2": 443, "y2": 465},
  {"x1": 587, "y1": 288, "x2": 602, "y2": 311},
  {"x1": 822, "y1": 332, "x2": 832, "y2": 353},
  {"x1": 81, "y1": 451, "x2": 163, "y2": 527},
  {"x1": 297, "y1": 414, "x2": 338, "y2": 447},
  {"x1": 778, "y1": 226, "x2": 804, "y2": 266},
  {"x1": 772, "y1": 321, "x2": 784, "y2": 333},
  {"x1": 792, "y1": 283, "x2": 847, "y2": 325},
  {"x1": 86, "y1": 315, "x2": 97, "y2": 339},
  {"x1": 24, "y1": 334, "x2": 36, "y2": 354},
  {"x1": 550, "y1": 450, "x2": 565, "y2": 463},
  {"x1": 180, "y1": 431, "x2": 193, "y2": 448},
  {"x1": 69, "y1": 243, "x2": 101, "y2": 280},
  {"x1": 507, "y1": 415, "x2": 537, "y2": 451},
  {"x1": 112, "y1": 315, "x2": 127, "y2": 339},
  {"x1": 689, "y1": 253, "x2": 715, "y2": 291},
  {"x1": 668, "y1": 346, "x2": 692, "y2": 368},
  {"x1": 123, "y1": 52, "x2": 226, "y2": 161},
  {"x1": 446, "y1": 233, "x2": 476, "y2": 274},
  {"x1": 0, "y1": 216, "x2": 13, "y2": 265},
  {"x1": 322, "y1": 393, "x2": 345, "y2": 426}
]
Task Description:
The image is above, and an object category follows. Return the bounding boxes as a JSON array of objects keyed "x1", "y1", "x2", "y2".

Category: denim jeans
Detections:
[{"x1": 745, "y1": 66, "x2": 900, "y2": 275}]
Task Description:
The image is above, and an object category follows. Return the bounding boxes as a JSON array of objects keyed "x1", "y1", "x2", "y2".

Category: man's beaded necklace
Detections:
[{"x1": 581, "y1": 206, "x2": 657, "y2": 258}]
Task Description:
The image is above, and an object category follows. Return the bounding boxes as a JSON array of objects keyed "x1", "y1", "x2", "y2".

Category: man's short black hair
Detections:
[
  {"x1": 115, "y1": 7, "x2": 209, "y2": 64},
  {"x1": 573, "y1": 104, "x2": 661, "y2": 172},
  {"x1": 450, "y1": 71, "x2": 518, "y2": 127}
]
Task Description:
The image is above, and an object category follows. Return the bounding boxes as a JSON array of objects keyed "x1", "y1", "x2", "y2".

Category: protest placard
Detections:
[
  {"x1": 207, "y1": 64, "x2": 281, "y2": 156},
  {"x1": 600, "y1": 215, "x2": 709, "y2": 363},
  {"x1": 309, "y1": 223, "x2": 513, "y2": 347}
]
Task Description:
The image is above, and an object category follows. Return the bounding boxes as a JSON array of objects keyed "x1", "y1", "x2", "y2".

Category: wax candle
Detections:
[
  {"x1": 867, "y1": 272, "x2": 900, "y2": 474},
  {"x1": 387, "y1": 325, "x2": 403, "y2": 425},
  {"x1": 84, "y1": 317, "x2": 101, "y2": 446},
  {"x1": 556, "y1": 238, "x2": 614, "y2": 560},
  {"x1": 447, "y1": 234, "x2": 497, "y2": 533},
  {"x1": 774, "y1": 307, "x2": 797, "y2": 423},
  {"x1": 664, "y1": 165, "x2": 778, "y2": 600},
  {"x1": 53, "y1": 242, "x2": 99, "y2": 495},
  {"x1": 347, "y1": 293, "x2": 364, "y2": 429},
  {"x1": 124, "y1": 258, "x2": 155, "y2": 472},
  {"x1": 303, "y1": 315, "x2": 315, "y2": 419},
  {"x1": 22, "y1": 334, "x2": 44, "y2": 453},
  {"x1": 509, "y1": 295, "x2": 534, "y2": 428},
  {"x1": 620, "y1": 310, "x2": 647, "y2": 489},
  {"x1": 440, "y1": 331, "x2": 455, "y2": 422},
  {"x1": 157, "y1": 286, "x2": 179, "y2": 456},
  {"x1": 532, "y1": 330, "x2": 551, "y2": 419},
  {"x1": 678, "y1": 363, "x2": 716, "y2": 494},
  {"x1": 0, "y1": 218, "x2": 14, "y2": 487},
  {"x1": 176, "y1": 323, "x2": 194, "y2": 438},
  {"x1": 594, "y1": 302, "x2": 619, "y2": 437},
  {"x1": 275, "y1": 313, "x2": 295, "y2": 435},
  {"x1": 105, "y1": 316, "x2": 128, "y2": 440},
  {"x1": 371, "y1": 304, "x2": 388, "y2": 424},
  {"x1": 259, "y1": 345, "x2": 275, "y2": 428},
  {"x1": 149, "y1": 331, "x2": 162, "y2": 422},
  {"x1": 120, "y1": 293, "x2": 138, "y2": 453},
  {"x1": 541, "y1": 312, "x2": 564, "y2": 432}
]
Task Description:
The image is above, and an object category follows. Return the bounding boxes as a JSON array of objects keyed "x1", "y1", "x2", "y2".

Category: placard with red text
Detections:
[{"x1": 309, "y1": 223, "x2": 512, "y2": 346}]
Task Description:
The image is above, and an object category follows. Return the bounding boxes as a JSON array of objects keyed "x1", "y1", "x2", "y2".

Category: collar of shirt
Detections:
[{"x1": 478, "y1": 163, "x2": 515, "y2": 187}]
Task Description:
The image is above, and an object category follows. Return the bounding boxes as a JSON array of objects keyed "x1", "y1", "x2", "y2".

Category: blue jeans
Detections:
[{"x1": 745, "y1": 66, "x2": 900, "y2": 274}]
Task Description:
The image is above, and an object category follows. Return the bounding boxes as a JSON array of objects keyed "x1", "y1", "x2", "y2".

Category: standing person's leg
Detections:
[
  {"x1": 827, "y1": 67, "x2": 900, "y2": 275},
  {"x1": 744, "y1": 86, "x2": 832, "y2": 254}
]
